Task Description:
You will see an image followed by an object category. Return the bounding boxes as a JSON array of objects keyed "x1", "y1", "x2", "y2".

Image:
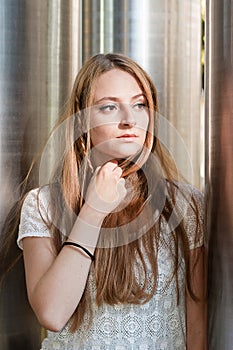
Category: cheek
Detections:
[
  {"x1": 90, "y1": 126, "x2": 112, "y2": 147},
  {"x1": 144, "y1": 114, "x2": 150, "y2": 129},
  {"x1": 138, "y1": 115, "x2": 150, "y2": 138},
  {"x1": 90, "y1": 128, "x2": 100, "y2": 147},
  {"x1": 136, "y1": 112, "x2": 149, "y2": 130}
]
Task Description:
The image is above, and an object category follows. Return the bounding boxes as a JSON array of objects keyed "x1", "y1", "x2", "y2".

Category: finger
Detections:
[
  {"x1": 101, "y1": 161, "x2": 118, "y2": 171},
  {"x1": 92, "y1": 166, "x2": 101, "y2": 178},
  {"x1": 109, "y1": 160, "x2": 123, "y2": 175},
  {"x1": 94, "y1": 166, "x2": 101, "y2": 174},
  {"x1": 117, "y1": 178, "x2": 126, "y2": 196},
  {"x1": 117, "y1": 178, "x2": 125, "y2": 187},
  {"x1": 113, "y1": 166, "x2": 123, "y2": 178},
  {"x1": 101, "y1": 161, "x2": 123, "y2": 177}
]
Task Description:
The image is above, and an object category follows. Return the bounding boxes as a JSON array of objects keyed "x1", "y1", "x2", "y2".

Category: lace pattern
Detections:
[
  {"x1": 17, "y1": 187, "x2": 67, "y2": 249},
  {"x1": 17, "y1": 183, "x2": 204, "y2": 349},
  {"x1": 41, "y1": 258, "x2": 186, "y2": 350}
]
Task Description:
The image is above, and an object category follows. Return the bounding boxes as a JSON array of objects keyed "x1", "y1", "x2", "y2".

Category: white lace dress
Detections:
[{"x1": 17, "y1": 185, "x2": 204, "y2": 350}]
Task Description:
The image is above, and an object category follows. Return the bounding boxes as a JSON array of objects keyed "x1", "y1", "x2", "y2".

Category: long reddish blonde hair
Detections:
[
  {"x1": 45, "y1": 53, "x2": 202, "y2": 331},
  {"x1": 0, "y1": 53, "x2": 203, "y2": 332}
]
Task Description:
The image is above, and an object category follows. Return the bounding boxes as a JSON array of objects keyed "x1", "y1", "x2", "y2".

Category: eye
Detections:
[
  {"x1": 133, "y1": 102, "x2": 147, "y2": 110},
  {"x1": 99, "y1": 104, "x2": 118, "y2": 113}
]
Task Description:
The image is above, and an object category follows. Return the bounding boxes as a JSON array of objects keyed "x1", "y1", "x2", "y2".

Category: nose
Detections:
[{"x1": 120, "y1": 105, "x2": 136, "y2": 127}]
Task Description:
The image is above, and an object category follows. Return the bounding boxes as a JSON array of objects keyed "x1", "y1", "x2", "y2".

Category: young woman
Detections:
[{"x1": 4, "y1": 53, "x2": 206, "y2": 349}]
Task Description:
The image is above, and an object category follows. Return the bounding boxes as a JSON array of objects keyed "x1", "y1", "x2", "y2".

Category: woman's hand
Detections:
[{"x1": 85, "y1": 161, "x2": 127, "y2": 214}]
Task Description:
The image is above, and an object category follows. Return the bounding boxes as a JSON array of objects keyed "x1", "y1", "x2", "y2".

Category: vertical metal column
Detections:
[
  {"x1": 82, "y1": 0, "x2": 202, "y2": 187},
  {"x1": 205, "y1": 0, "x2": 233, "y2": 349},
  {"x1": 0, "y1": 1, "x2": 81, "y2": 349}
]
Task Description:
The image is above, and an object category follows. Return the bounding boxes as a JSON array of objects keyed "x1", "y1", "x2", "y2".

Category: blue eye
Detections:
[
  {"x1": 133, "y1": 103, "x2": 147, "y2": 110},
  {"x1": 99, "y1": 104, "x2": 117, "y2": 112}
]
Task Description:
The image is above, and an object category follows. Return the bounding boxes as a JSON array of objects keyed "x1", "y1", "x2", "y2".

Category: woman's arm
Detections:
[
  {"x1": 186, "y1": 246, "x2": 207, "y2": 350},
  {"x1": 22, "y1": 162, "x2": 126, "y2": 332},
  {"x1": 23, "y1": 204, "x2": 102, "y2": 332}
]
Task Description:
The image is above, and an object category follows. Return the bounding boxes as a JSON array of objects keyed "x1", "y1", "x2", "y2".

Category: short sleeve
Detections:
[{"x1": 17, "y1": 187, "x2": 52, "y2": 249}]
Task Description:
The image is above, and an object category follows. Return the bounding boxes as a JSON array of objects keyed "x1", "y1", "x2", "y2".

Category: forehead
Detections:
[{"x1": 93, "y1": 69, "x2": 143, "y2": 101}]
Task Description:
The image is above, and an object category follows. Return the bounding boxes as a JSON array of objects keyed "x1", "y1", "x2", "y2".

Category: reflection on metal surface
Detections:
[
  {"x1": 205, "y1": 0, "x2": 233, "y2": 349},
  {"x1": 0, "y1": 1, "x2": 81, "y2": 348},
  {"x1": 82, "y1": 0, "x2": 202, "y2": 187},
  {"x1": 0, "y1": 0, "x2": 204, "y2": 348}
]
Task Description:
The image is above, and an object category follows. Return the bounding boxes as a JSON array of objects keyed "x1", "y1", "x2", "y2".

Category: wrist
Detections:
[
  {"x1": 68, "y1": 204, "x2": 105, "y2": 251},
  {"x1": 79, "y1": 203, "x2": 106, "y2": 226}
]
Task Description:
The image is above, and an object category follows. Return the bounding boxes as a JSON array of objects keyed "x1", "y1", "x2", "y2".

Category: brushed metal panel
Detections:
[
  {"x1": 0, "y1": 1, "x2": 81, "y2": 348},
  {"x1": 205, "y1": 0, "x2": 233, "y2": 348}
]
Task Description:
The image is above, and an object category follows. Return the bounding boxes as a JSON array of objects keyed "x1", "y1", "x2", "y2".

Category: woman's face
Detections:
[{"x1": 90, "y1": 69, "x2": 149, "y2": 164}]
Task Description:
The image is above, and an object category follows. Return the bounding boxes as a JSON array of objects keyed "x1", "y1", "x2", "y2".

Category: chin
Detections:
[
  {"x1": 111, "y1": 150, "x2": 141, "y2": 160},
  {"x1": 91, "y1": 142, "x2": 143, "y2": 164}
]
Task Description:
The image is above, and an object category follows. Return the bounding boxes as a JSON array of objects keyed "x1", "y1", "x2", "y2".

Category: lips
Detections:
[{"x1": 117, "y1": 134, "x2": 137, "y2": 138}]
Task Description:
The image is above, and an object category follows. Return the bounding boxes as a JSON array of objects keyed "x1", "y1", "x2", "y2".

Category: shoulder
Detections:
[
  {"x1": 22, "y1": 185, "x2": 51, "y2": 209},
  {"x1": 21, "y1": 185, "x2": 56, "y2": 228},
  {"x1": 177, "y1": 182, "x2": 204, "y2": 205},
  {"x1": 178, "y1": 182, "x2": 204, "y2": 224},
  {"x1": 167, "y1": 181, "x2": 204, "y2": 212},
  {"x1": 21, "y1": 185, "x2": 57, "y2": 220},
  {"x1": 18, "y1": 186, "x2": 52, "y2": 249},
  {"x1": 166, "y1": 181, "x2": 205, "y2": 249}
]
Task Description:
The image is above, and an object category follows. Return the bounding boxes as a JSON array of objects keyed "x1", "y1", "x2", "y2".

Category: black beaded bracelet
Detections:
[{"x1": 62, "y1": 241, "x2": 95, "y2": 261}]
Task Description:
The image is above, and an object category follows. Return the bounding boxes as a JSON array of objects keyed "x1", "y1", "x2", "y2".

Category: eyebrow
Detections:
[{"x1": 94, "y1": 94, "x2": 146, "y2": 104}]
